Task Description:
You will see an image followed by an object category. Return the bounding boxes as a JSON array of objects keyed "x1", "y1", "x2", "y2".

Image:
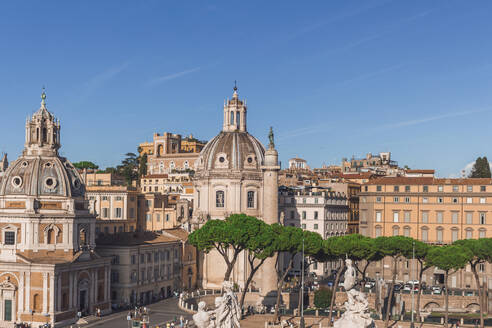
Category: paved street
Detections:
[{"x1": 84, "y1": 298, "x2": 192, "y2": 328}]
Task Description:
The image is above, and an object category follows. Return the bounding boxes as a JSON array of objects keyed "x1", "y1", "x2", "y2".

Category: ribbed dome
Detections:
[
  {"x1": 196, "y1": 131, "x2": 265, "y2": 171},
  {"x1": 0, "y1": 155, "x2": 84, "y2": 198}
]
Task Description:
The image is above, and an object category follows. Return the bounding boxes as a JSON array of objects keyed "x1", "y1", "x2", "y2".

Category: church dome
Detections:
[
  {"x1": 0, "y1": 91, "x2": 85, "y2": 198},
  {"x1": 197, "y1": 131, "x2": 265, "y2": 171},
  {"x1": 196, "y1": 87, "x2": 266, "y2": 172}
]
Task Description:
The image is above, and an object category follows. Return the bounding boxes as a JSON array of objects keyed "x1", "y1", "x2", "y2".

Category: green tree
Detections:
[
  {"x1": 374, "y1": 236, "x2": 414, "y2": 328},
  {"x1": 453, "y1": 238, "x2": 492, "y2": 328},
  {"x1": 238, "y1": 219, "x2": 275, "y2": 312},
  {"x1": 139, "y1": 153, "x2": 148, "y2": 178},
  {"x1": 117, "y1": 152, "x2": 139, "y2": 185},
  {"x1": 314, "y1": 287, "x2": 332, "y2": 309},
  {"x1": 469, "y1": 156, "x2": 491, "y2": 178},
  {"x1": 188, "y1": 214, "x2": 260, "y2": 282},
  {"x1": 425, "y1": 245, "x2": 470, "y2": 328},
  {"x1": 346, "y1": 235, "x2": 383, "y2": 285},
  {"x1": 73, "y1": 161, "x2": 99, "y2": 170}
]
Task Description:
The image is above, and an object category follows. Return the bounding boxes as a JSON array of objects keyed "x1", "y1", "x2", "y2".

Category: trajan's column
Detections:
[{"x1": 261, "y1": 127, "x2": 280, "y2": 301}]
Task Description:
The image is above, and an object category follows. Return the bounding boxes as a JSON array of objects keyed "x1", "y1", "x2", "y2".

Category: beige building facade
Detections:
[
  {"x1": 0, "y1": 92, "x2": 111, "y2": 327},
  {"x1": 360, "y1": 176, "x2": 492, "y2": 290}
]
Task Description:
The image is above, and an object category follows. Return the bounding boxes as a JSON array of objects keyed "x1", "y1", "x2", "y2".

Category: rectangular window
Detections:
[
  {"x1": 393, "y1": 226, "x2": 399, "y2": 236},
  {"x1": 422, "y1": 212, "x2": 429, "y2": 223},
  {"x1": 405, "y1": 185, "x2": 410, "y2": 192},
  {"x1": 438, "y1": 185, "x2": 443, "y2": 192},
  {"x1": 314, "y1": 224, "x2": 318, "y2": 230},
  {"x1": 452, "y1": 212, "x2": 458, "y2": 224},
  {"x1": 376, "y1": 185, "x2": 382, "y2": 192},
  {"x1": 4, "y1": 231, "x2": 15, "y2": 245},
  {"x1": 481, "y1": 186, "x2": 486, "y2": 192},
  {"x1": 302, "y1": 211, "x2": 306, "y2": 220},
  {"x1": 394, "y1": 197, "x2": 399, "y2": 203},
  {"x1": 146, "y1": 214, "x2": 151, "y2": 222},
  {"x1": 423, "y1": 197, "x2": 428, "y2": 203},
  {"x1": 423, "y1": 185, "x2": 428, "y2": 192},
  {"x1": 394, "y1": 186, "x2": 399, "y2": 192},
  {"x1": 314, "y1": 198, "x2": 318, "y2": 204},
  {"x1": 466, "y1": 212, "x2": 473, "y2": 224},
  {"x1": 290, "y1": 211, "x2": 295, "y2": 220},
  {"x1": 131, "y1": 255, "x2": 136, "y2": 265},
  {"x1": 314, "y1": 211, "x2": 318, "y2": 220},
  {"x1": 376, "y1": 211, "x2": 382, "y2": 223},
  {"x1": 102, "y1": 208, "x2": 109, "y2": 218},
  {"x1": 404, "y1": 211, "x2": 411, "y2": 223},
  {"x1": 437, "y1": 197, "x2": 443, "y2": 203},
  {"x1": 156, "y1": 214, "x2": 160, "y2": 222},
  {"x1": 405, "y1": 197, "x2": 410, "y2": 203},
  {"x1": 466, "y1": 230, "x2": 473, "y2": 239},
  {"x1": 4, "y1": 299, "x2": 11, "y2": 321},
  {"x1": 467, "y1": 197, "x2": 473, "y2": 204},
  {"x1": 166, "y1": 214, "x2": 169, "y2": 221},
  {"x1": 216, "y1": 191, "x2": 224, "y2": 208},
  {"x1": 453, "y1": 185, "x2": 459, "y2": 192},
  {"x1": 303, "y1": 198, "x2": 306, "y2": 204},
  {"x1": 146, "y1": 200, "x2": 152, "y2": 207},
  {"x1": 393, "y1": 212, "x2": 399, "y2": 223},
  {"x1": 375, "y1": 226, "x2": 382, "y2": 237},
  {"x1": 247, "y1": 191, "x2": 255, "y2": 208},
  {"x1": 115, "y1": 207, "x2": 122, "y2": 218},
  {"x1": 436, "y1": 212, "x2": 443, "y2": 224},
  {"x1": 452, "y1": 230, "x2": 458, "y2": 242},
  {"x1": 480, "y1": 230, "x2": 486, "y2": 238},
  {"x1": 480, "y1": 197, "x2": 486, "y2": 204},
  {"x1": 301, "y1": 224, "x2": 306, "y2": 229},
  {"x1": 437, "y1": 229, "x2": 443, "y2": 243},
  {"x1": 467, "y1": 185, "x2": 473, "y2": 192},
  {"x1": 102, "y1": 196, "x2": 108, "y2": 201},
  {"x1": 376, "y1": 196, "x2": 382, "y2": 203},
  {"x1": 480, "y1": 212, "x2": 486, "y2": 225},
  {"x1": 129, "y1": 207, "x2": 135, "y2": 218}
]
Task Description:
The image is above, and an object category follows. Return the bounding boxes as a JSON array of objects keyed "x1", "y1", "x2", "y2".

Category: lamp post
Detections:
[
  {"x1": 300, "y1": 238, "x2": 305, "y2": 328},
  {"x1": 410, "y1": 241, "x2": 415, "y2": 328}
]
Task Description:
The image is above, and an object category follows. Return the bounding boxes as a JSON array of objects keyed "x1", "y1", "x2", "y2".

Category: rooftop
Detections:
[
  {"x1": 366, "y1": 177, "x2": 492, "y2": 185},
  {"x1": 96, "y1": 231, "x2": 180, "y2": 246}
]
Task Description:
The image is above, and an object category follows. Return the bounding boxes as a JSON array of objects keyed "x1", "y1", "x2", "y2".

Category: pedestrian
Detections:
[
  {"x1": 97, "y1": 307, "x2": 101, "y2": 317},
  {"x1": 180, "y1": 315, "x2": 184, "y2": 327}
]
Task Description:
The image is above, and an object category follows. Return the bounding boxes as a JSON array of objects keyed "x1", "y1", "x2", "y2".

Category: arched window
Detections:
[
  {"x1": 436, "y1": 227, "x2": 444, "y2": 243},
  {"x1": 180, "y1": 206, "x2": 185, "y2": 218},
  {"x1": 36, "y1": 128, "x2": 39, "y2": 142},
  {"x1": 392, "y1": 225, "x2": 400, "y2": 236},
  {"x1": 479, "y1": 228, "x2": 486, "y2": 238},
  {"x1": 230, "y1": 111, "x2": 234, "y2": 125},
  {"x1": 421, "y1": 226, "x2": 429, "y2": 242},
  {"x1": 247, "y1": 191, "x2": 255, "y2": 208},
  {"x1": 42, "y1": 128, "x2": 47, "y2": 143},
  {"x1": 216, "y1": 191, "x2": 225, "y2": 208},
  {"x1": 466, "y1": 228, "x2": 473, "y2": 239},
  {"x1": 33, "y1": 293, "x2": 41, "y2": 312},
  {"x1": 157, "y1": 145, "x2": 163, "y2": 157},
  {"x1": 236, "y1": 112, "x2": 240, "y2": 128},
  {"x1": 403, "y1": 226, "x2": 411, "y2": 237},
  {"x1": 452, "y1": 228, "x2": 459, "y2": 242},
  {"x1": 375, "y1": 225, "x2": 382, "y2": 237},
  {"x1": 47, "y1": 228, "x2": 55, "y2": 244}
]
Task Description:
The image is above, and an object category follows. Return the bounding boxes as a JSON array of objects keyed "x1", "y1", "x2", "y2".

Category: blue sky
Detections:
[{"x1": 1, "y1": 1, "x2": 492, "y2": 177}]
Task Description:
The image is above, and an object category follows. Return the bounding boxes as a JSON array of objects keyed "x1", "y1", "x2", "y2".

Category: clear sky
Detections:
[{"x1": 1, "y1": 0, "x2": 491, "y2": 177}]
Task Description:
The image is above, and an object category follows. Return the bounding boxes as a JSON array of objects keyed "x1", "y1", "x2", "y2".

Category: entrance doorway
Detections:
[{"x1": 79, "y1": 290, "x2": 87, "y2": 313}]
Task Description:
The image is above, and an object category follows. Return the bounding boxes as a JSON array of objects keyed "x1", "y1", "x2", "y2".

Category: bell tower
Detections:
[
  {"x1": 222, "y1": 83, "x2": 247, "y2": 132},
  {"x1": 24, "y1": 89, "x2": 61, "y2": 156}
]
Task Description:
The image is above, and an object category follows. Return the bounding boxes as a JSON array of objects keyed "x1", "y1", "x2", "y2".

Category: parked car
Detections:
[
  {"x1": 393, "y1": 283, "x2": 403, "y2": 292},
  {"x1": 431, "y1": 286, "x2": 442, "y2": 294},
  {"x1": 364, "y1": 281, "x2": 375, "y2": 289}
]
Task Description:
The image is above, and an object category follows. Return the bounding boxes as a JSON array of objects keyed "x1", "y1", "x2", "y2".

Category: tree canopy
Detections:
[
  {"x1": 73, "y1": 161, "x2": 99, "y2": 170},
  {"x1": 469, "y1": 156, "x2": 491, "y2": 178}
]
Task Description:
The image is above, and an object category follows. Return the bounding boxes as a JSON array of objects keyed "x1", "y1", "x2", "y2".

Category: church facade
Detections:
[
  {"x1": 0, "y1": 92, "x2": 111, "y2": 327},
  {"x1": 191, "y1": 87, "x2": 279, "y2": 297}
]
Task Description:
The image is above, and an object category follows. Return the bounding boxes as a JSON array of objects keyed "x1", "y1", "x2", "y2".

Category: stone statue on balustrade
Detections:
[{"x1": 334, "y1": 259, "x2": 374, "y2": 328}]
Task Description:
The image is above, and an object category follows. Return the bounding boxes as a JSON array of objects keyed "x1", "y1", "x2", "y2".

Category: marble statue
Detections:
[
  {"x1": 193, "y1": 301, "x2": 214, "y2": 328},
  {"x1": 334, "y1": 259, "x2": 374, "y2": 328},
  {"x1": 214, "y1": 281, "x2": 241, "y2": 328}
]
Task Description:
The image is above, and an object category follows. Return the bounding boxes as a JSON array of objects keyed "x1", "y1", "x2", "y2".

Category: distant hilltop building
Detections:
[
  {"x1": 0, "y1": 153, "x2": 8, "y2": 176},
  {"x1": 288, "y1": 157, "x2": 309, "y2": 170},
  {"x1": 139, "y1": 132, "x2": 206, "y2": 175},
  {"x1": 342, "y1": 152, "x2": 400, "y2": 175}
]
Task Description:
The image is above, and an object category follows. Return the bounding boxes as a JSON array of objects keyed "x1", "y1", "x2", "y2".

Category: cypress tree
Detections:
[{"x1": 469, "y1": 157, "x2": 491, "y2": 178}]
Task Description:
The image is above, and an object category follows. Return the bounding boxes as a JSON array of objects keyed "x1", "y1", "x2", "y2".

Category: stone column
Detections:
[
  {"x1": 105, "y1": 266, "x2": 110, "y2": 301},
  {"x1": 25, "y1": 272, "x2": 30, "y2": 312},
  {"x1": 57, "y1": 274, "x2": 62, "y2": 311},
  {"x1": 49, "y1": 273, "x2": 55, "y2": 313},
  {"x1": 261, "y1": 146, "x2": 280, "y2": 299},
  {"x1": 18, "y1": 271, "x2": 24, "y2": 313},
  {"x1": 42, "y1": 272, "x2": 48, "y2": 313},
  {"x1": 69, "y1": 272, "x2": 73, "y2": 309}
]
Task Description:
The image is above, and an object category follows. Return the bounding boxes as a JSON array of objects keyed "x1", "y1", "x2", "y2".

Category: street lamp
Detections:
[
  {"x1": 410, "y1": 241, "x2": 415, "y2": 328},
  {"x1": 300, "y1": 238, "x2": 305, "y2": 328}
]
